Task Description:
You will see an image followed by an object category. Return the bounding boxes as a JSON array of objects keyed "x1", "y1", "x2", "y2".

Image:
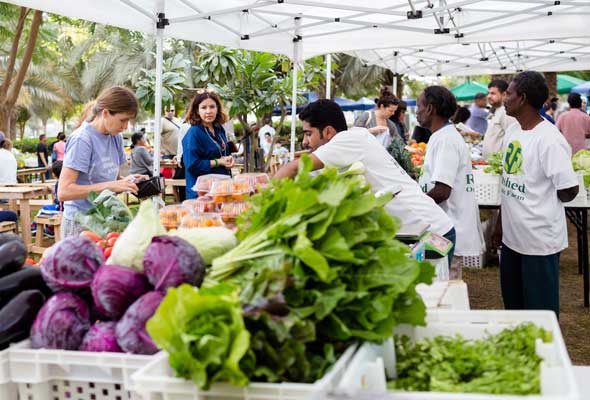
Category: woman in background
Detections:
[{"x1": 354, "y1": 87, "x2": 400, "y2": 148}]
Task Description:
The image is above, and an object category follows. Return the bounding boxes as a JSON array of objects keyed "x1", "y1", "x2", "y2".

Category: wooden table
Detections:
[
  {"x1": 0, "y1": 185, "x2": 52, "y2": 250},
  {"x1": 165, "y1": 179, "x2": 186, "y2": 203},
  {"x1": 160, "y1": 159, "x2": 178, "y2": 169},
  {"x1": 17, "y1": 167, "x2": 48, "y2": 183}
]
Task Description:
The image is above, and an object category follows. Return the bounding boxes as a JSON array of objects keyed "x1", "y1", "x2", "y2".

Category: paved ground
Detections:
[{"x1": 463, "y1": 225, "x2": 590, "y2": 365}]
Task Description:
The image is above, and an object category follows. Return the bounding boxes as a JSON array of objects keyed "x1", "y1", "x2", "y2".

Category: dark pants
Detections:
[
  {"x1": 443, "y1": 227, "x2": 457, "y2": 266},
  {"x1": 38, "y1": 162, "x2": 50, "y2": 180},
  {"x1": 173, "y1": 162, "x2": 186, "y2": 202},
  {"x1": 500, "y1": 244, "x2": 560, "y2": 317},
  {"x1": 0, "y1": 211, "x2": 17, "y2": 223}
]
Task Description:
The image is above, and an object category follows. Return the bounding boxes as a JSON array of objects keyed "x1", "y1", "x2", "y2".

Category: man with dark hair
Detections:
[
  {"x1": 556, "y1": 92, "x2": 590, "y2": 154},
  {"x1": 37, "y1": 134, "x2": 50, "y2": 180},
  {"x1": 416, "y1": 86, "x2": 482, "y2": 274},
  {"x1": 493, "y1": 71, "x2": 579, "y2": 317},
  {"x1": 466, "y1": 92, "x2": 489, "y2": 135},
  {"x1": 482, "y1": 79, "x2": 517, "y2": 159},
  {"x1": 275, "y1": 99, "x2": 454, "y2": 241}
]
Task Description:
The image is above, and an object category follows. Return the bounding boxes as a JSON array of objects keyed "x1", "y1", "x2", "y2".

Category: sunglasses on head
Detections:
[{"x1": 196, "y1": 88, "x2": 215, "y2": 95}]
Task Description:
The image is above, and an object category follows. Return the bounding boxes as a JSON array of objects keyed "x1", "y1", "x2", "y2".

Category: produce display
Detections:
[
  {"x1": 389, "y1": 323, "x2": 552, "y2": 395},
  {"x1": 483, "y1": 151, "x2": 503, "y2": 175},
  {"x1": 159, "y1": 205, "x2": 190, "y2": 230},
  {"x1": 147, "y1": 156, "x2": 434, "y2": 390},
  {"x1": 179, "y1": 212, "x2": 225, "y2": 228},
  {"x1": 194, "y1": 174, "x2": 232, "y2": 197},
  {"x1": 408, "y1": 142, "x2": 426, "y2": 167},
  {"x1": 73, "y1": 190, "x2": 133, "y2": 238}
]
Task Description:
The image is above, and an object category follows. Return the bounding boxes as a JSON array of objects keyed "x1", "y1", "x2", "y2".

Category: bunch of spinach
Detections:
[
  {"x1": 74, "y1": 190, "x2": 134, "y2": 237},
  {"x1": 390, "y1": 323, "x2": 552, "y2": 395}
]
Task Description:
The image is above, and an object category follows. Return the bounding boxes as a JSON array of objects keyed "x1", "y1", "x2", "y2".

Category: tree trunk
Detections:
[
  {"x1": 0, "y1": 9, "x2": 43, "y2": 134},
  {"x1": 544, "y1": 72, "x2": 557, "y2": 100}
]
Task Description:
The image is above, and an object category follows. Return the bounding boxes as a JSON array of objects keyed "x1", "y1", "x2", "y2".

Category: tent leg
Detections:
[
  {"x1": 326, "y1": 54, "x2": 331, "y2": 100},
  {"x1": 290, "y1": 17, "x2": 302, "y2": 161},
  {"x1": 153, "y1": 0, "x2": 165, "y2": 181}
]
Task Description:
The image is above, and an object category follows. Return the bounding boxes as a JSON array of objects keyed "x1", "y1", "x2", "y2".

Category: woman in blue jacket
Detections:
[{"x1": 182, "y1": 90, "x2": 235, "y2": 199}]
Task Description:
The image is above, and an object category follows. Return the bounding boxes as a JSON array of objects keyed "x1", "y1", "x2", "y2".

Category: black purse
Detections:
[{"x1": 135, "y1": 177, "x2": 165, "y2": 199}]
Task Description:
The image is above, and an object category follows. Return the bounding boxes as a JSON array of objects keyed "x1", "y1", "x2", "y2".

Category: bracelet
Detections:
[{"x1": 214, "y1": 159, "x2": 219, "y2": 168}]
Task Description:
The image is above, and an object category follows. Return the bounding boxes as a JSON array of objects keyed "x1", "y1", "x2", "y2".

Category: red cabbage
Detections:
[
  {"x1": 80, "y1": 322, "x2": 122, "y2": 352},
  {"x1": 143, "y1": 236, "x2": 205, "y2": 292},
  {"x1": 91, "y1": 265, "x2": 151, "y2": 320},
  {"x1": 115, "y1": 291, "x2": 163, "y2": 354},
  {"x1": 30, "y1": 292, "x2": 90, "y2": 350},
  {"x1": 40, "y1": 236, "x2": 104, "y2": 292}
]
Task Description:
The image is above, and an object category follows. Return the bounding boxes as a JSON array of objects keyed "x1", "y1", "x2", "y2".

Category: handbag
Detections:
[{"x1": 135, "y1": 176, "x2": 165, "y2": 199}]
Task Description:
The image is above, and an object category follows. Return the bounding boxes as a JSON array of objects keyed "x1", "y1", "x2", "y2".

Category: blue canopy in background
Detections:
[
  {"x1": 571, "y1": 82, "x2": 590, "y2": 95},
  {"x1": 273, "y1": 93, "x2": 416, "y2": 115}
]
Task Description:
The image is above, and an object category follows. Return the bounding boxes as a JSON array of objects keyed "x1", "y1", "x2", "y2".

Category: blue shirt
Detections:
[
  {"x1": 182, "y1": 123, "x2": 231, "y2": 199},
  {"x1": 467, "y1": 104, "x2": 489, "y2": 135},
  {"x1": 539, "y1": 107, "x2": 555, "y2": 124},
  {"x1": 63, "y1": 122, "x2": 126, "y2": 219}
]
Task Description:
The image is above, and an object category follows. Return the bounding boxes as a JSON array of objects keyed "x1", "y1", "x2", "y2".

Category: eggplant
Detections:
[
  {"x1": 0, "y1": 234, "x2": 26, "y2": 278},
  {"x1": 0, "y1": 267, "x2": 52, "y2": 308},
  {"x1": 0, "y1": 289, "x2": 45, "y2": 350}
]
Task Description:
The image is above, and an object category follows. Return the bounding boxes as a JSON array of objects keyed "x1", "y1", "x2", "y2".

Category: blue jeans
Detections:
[{"x1": 443, "y1": 227, "x2": 457, "y2": 266}]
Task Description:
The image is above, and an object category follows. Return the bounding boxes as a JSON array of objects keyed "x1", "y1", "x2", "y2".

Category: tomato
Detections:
[
  {"x1": 106, "y1": 232, "x2": 120, "y2": 241},
  {"x1": 25, "y1": 258, "x2": 37, "y2": 266},
  {"x1": 80, "y1": 231, "x2": 102, "y2": 242},
  {"x1": 96, "y1": 240, "x2": 107, "y2": 250},
  {"x1": 103, "y1": 247, "x2": 113, "y2": 258},
  {"x1": 107, "y1": 237, "x2": 118, "y2": 247}
]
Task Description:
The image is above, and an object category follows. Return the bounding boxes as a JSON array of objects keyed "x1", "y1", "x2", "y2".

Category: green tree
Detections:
[{"x1": 15, "y1": 106, "x2": 30, "y2": 139}]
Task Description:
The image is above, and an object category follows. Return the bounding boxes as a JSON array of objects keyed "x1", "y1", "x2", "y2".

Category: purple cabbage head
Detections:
[
  {"x1": 40, "y1": 236, "x2": 104, "y2": 292},
  {"x1": 30, "y1": 292, "x2": 90, "y2": 350},
  {"x1": 91, "y1": 265, "x2": 151, "y2": 320},
  {"x1": 143, "y1": 236, "x2": 205, "y2": 292},
  {"x1": 115, "y1": 291, "x2": 163, "y2": 354},
  {"x1": 80, "y1": 321, "x2": 122, "y2": 352}
]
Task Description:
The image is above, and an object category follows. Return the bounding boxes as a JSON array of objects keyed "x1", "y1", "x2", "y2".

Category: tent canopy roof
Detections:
[
  {"x1": 450, "y1": 81, "x2": 488, "y2": 101},
  {"x1": 557, "y1": 74, "x2": 587, "y2": 94},
  {"x1": 5, "y1": 0, "x2": 590, "y2": 60},
  {"x1": 571, "y1": 82, "x2": 590, "y2": 96}
]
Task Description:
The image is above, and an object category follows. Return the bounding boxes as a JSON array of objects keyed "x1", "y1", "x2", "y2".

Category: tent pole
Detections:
[
  {"x1": 325, "y1": 53, "x2": 331, "y2": 100},
  {"x1": 153, "y1": 0, "x2": 166, "y2": 181},
  {"x1": 290, "y1": 16, "x2": 302, "y2": 161}
]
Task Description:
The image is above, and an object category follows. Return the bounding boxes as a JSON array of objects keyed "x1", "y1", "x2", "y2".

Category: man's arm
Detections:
[
  {"x1": 274, "y1": 154, "x2": 324, "y2": 179},
  {"x1": 426, "y1": 182, "x2": 452, "y2": 204},
  {"x1": 557, "y1": 185, "x2": 579, "y2": 203}
]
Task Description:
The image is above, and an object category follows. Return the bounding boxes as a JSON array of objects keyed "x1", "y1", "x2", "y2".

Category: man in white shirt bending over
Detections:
[
  {"x1": 492, "y1": 71, "x2": 579, "y2": 317},
  {"x1": 274, "y1": 100, "x2": 455, "y2": 248},
  {"x1": 416, "y1": 86, "x2": 483, "y2": 278}
]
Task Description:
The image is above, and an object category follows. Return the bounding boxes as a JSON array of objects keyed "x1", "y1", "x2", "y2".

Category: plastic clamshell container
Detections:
[
  {"x1": 209, "y1": 180, "x2": 251, "y2": 203},
  {"x1": 180, "y1": 212, "x2": 225, "y2": 228},
  {"x1": 234, "y1": 173, "x2": 270, "y2": 192},
  {"x1": 0, "y1": 348, "x2": 16, "y2": 400},
  {"x1": 193, "y1": 174, "x2": 232, "y2": 197},
  {"x1": 220, "y1": 202, "x2": 251, "y2": 224},
  {"x1": 337, "y1": 309, "x2": 578, "y2": 400},
  {"x1": 183, "y1": 197, "x2": 218, "y2": 213},
  {"x1": 159, "y1": 205, "x2": 190, "y2": 230},
  {"x1": 9, "y1": 340, "x2": 152, "y2": 400},
  {"x1": 132, "y1": 345, "x2": 357, "y2": 400}
]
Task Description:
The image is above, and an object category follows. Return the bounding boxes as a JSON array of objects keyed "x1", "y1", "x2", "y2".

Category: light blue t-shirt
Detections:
[{"x1": 63, "y1": 122, "x2": 126, "y2": 219}]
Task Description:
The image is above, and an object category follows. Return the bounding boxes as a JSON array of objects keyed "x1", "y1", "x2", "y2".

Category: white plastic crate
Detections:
[
  {"x1": 132, "y1": 344, "x2": 357, "y2": 400},
  {"x1": 9, "y1": 340, "x2": 153, "y2": 400},
  {"x1": 337, "y1": 309, "x2": 578, "y2": 400},
  {"x1": 416, "y1": 281, "x2": 470, "y2": 310},
  {"x1": 0, "y1": 348, "x2": 16, "y2": 400},
  {"x1": 461, "y1": 253, "x2": 485, "y2": 269},
  {"x1": 473, "y1": 170, "x2": 501, "y2": 206}
]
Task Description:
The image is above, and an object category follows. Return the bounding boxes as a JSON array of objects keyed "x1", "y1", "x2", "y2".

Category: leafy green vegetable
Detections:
[
  {"x1": 146, "y1": 283, "x2": 250, "y2": 390},
  {"x1": 484, "y1": 151, "x2": 503, "y2": 175},
  {"x1": 74, "y1": 190, "x2": 133, "y2": 237},
  {"x1": 210, "y1": 156, "x2": 433, "y2": 344},
  {"x1": 572, "y1": 149, "x2": 590, "y2": 189},
  {"x1": 389, "y1": 323, "x2": 552, "y2": 395},
  {"x1": 173, "y1": 227, "x2": 238, "y2": 266}
]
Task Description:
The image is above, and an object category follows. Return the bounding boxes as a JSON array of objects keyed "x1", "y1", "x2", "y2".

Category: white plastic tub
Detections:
[
  {"x1": 474, "y1": 171, "x2": 501, "y2": 206},
  {"x1": 9, "y1": 340, "x2": 153, "y2": 400},
  {"x1": 337, "y1": 310, "x2": 578, "y2": 400},
  {"x1": 132, "y1": 344, "x2": 357, "y2": 400},
  {"x1": 0, "y1": 348, "x2": 16, "y2": 400}
]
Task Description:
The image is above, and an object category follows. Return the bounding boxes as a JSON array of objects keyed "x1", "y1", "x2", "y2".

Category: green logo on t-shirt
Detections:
[{"x1": 504, "y1": 140, "x2": 524, "y2": 175}]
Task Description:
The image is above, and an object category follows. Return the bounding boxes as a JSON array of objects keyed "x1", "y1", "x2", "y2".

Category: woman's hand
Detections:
[
  {"x1": 109, "y1": 179, "x2": 139, "y2": 194},
  {"x1": 219, "y1": 156, "x2": 235, "y2": 169},
  {"x1": 124, "y1": 174, "x2": 149, "y2": 183}
]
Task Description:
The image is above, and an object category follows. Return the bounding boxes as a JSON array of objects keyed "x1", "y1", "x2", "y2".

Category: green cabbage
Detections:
[
  {"x1": 173, "y1": 227, "x2": 238, "y2": 266},
  {"x1": 572, "y1": 149, "x2": 590, "y2": 189}
]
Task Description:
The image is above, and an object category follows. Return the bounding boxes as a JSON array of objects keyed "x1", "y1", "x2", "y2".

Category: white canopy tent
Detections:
[
  {"x1": 4, "y1": 0, "x2": 590, "y2": 172},
  {"x1": 351, "y1": 36, "x2": 590, "y2": 78}
]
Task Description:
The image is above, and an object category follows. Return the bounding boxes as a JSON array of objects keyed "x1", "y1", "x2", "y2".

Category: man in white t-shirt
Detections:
[
  {"x1": 416, "y1": 86, "x2": 483, "y2": 277},
  {"x1": 258, "y1": 118, "x2": 275, "y2": 148},
  {"x1": 274, "y1": 99, "x2": 455, "y2": 242},
  {"x1": 482, "y1": 79, "x2": 518, "y2": 159},
  {"x1": 492, "y1": 71, "x2": 579, "y2": 317}
]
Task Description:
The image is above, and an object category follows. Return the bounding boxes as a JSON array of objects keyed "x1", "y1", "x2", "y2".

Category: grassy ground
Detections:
[{"x1": 463, "y1": 224, "x2": 590, "y2": 365}]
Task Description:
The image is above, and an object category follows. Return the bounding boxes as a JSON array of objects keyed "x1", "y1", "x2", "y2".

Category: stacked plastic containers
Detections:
[{"x1": 159, "y1": 173, "x2": 270, "y2": 230}]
